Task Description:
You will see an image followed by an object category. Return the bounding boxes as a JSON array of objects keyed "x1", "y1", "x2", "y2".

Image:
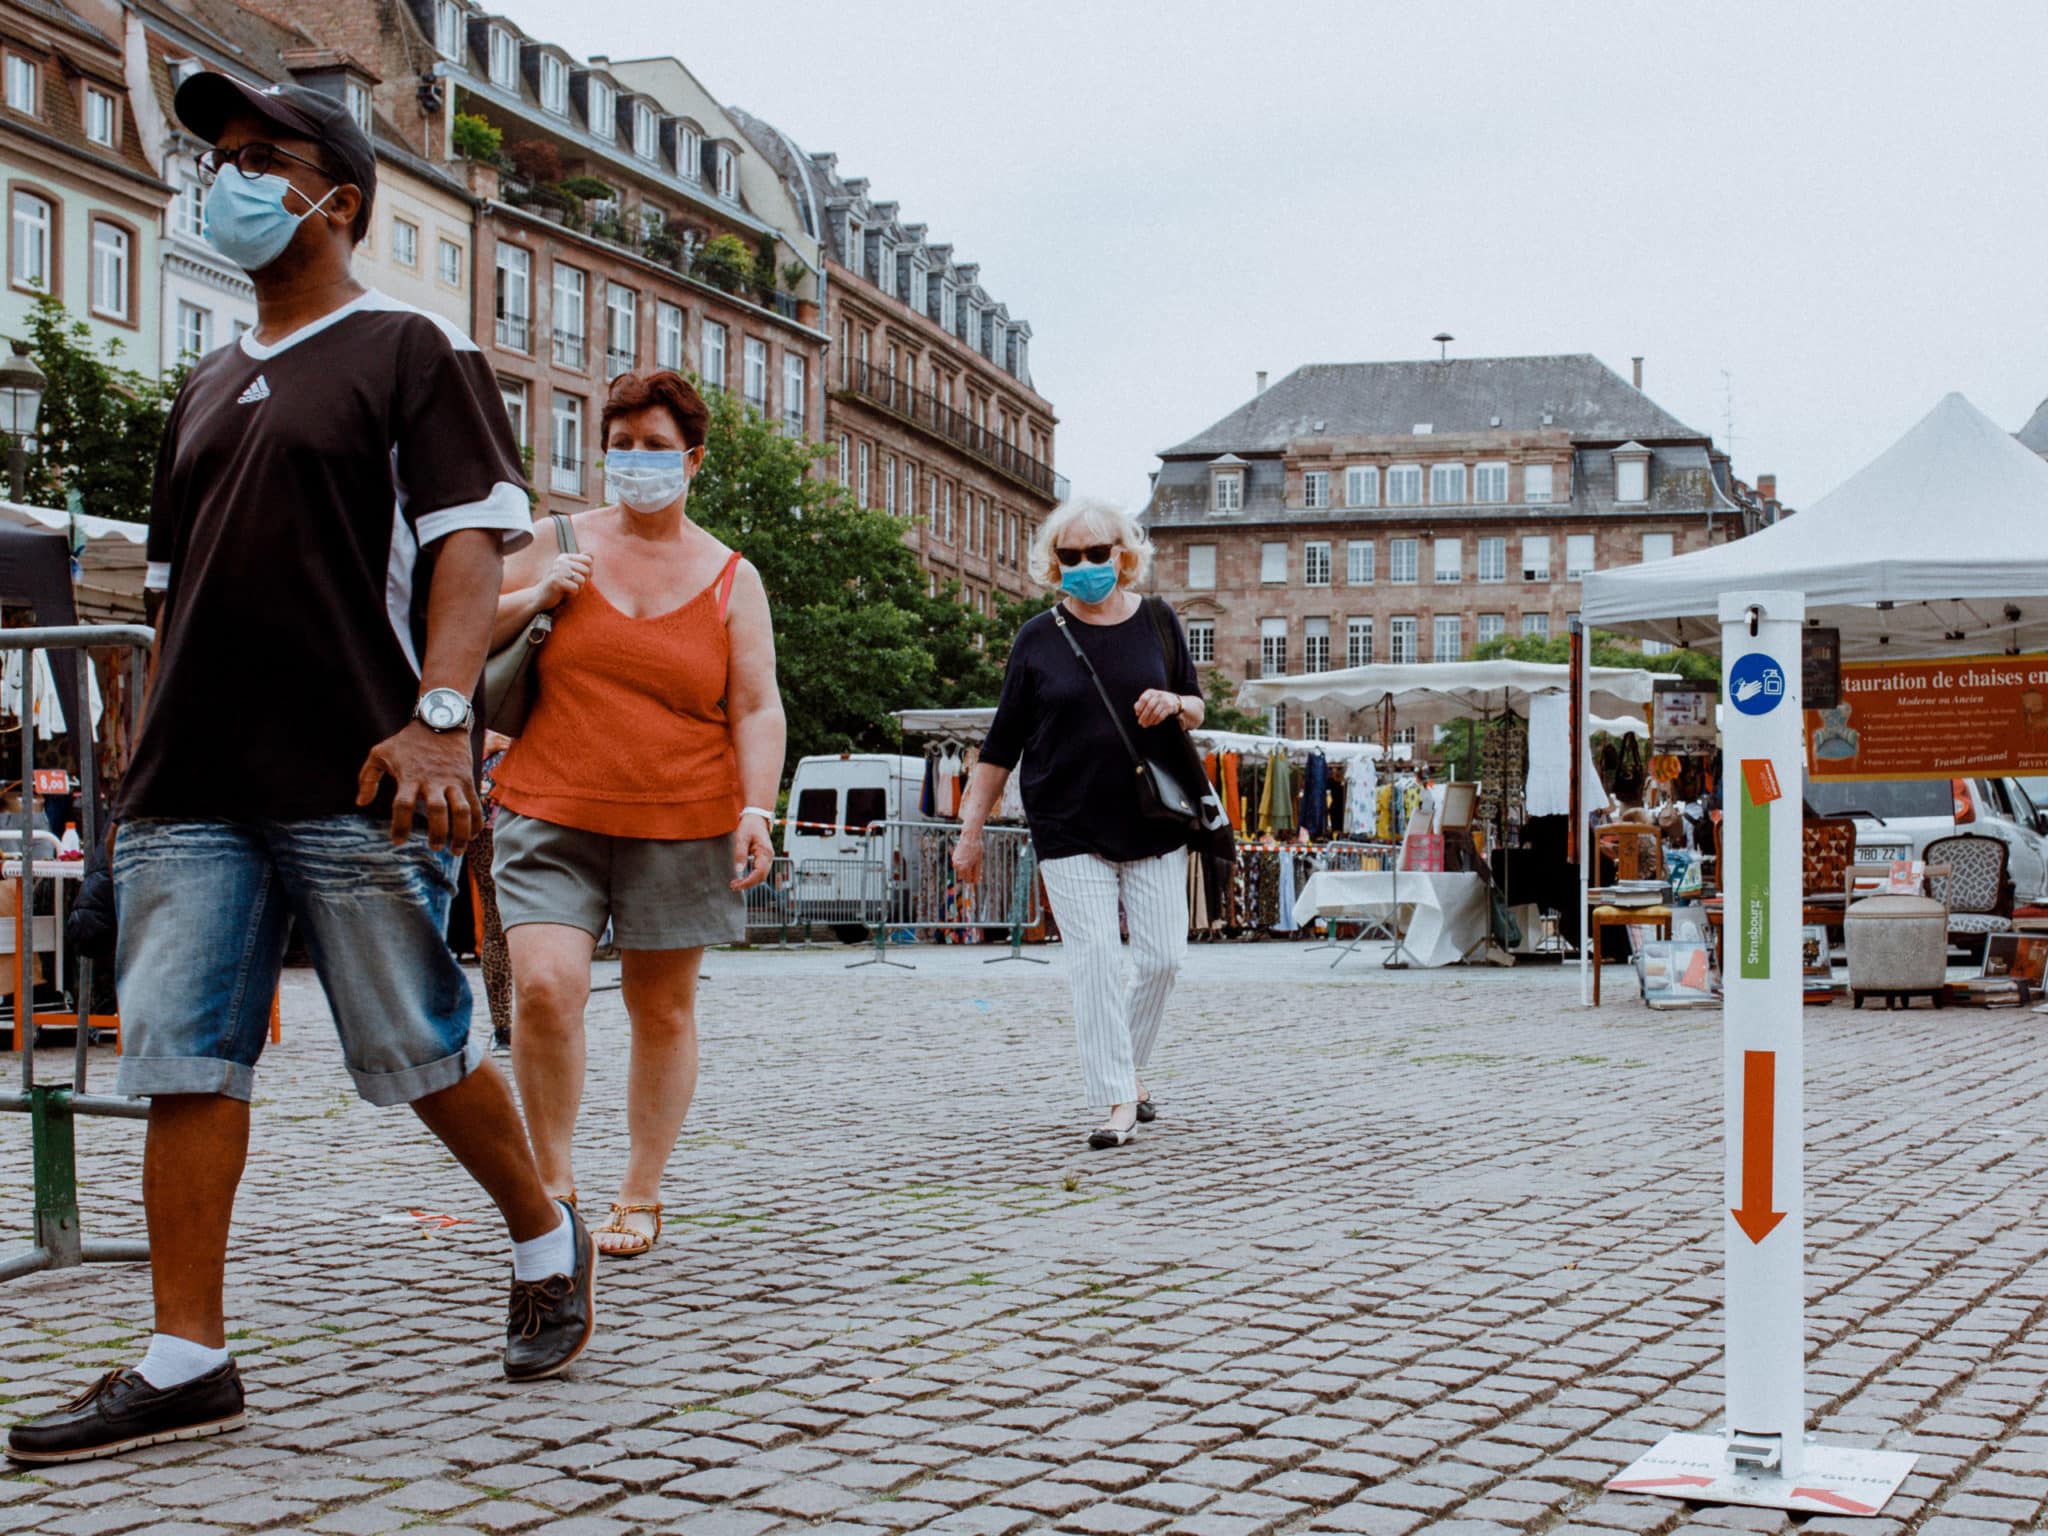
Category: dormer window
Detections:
[
  {"x1": 1210, "y1": 457, "x2": 1246, "y2": 514},
  {"x1": 876, "y1": 238, "x2": 893, "y2": 292},
  {"x1": 844, "y1": 219, "x2": 862, "y2": 277},
  {"x1": 487, "y1": 27, "x2": 518, "y2": 88},
  {"x1": 908, "y1": 261, "x2": 927, "y2": 314},
  {"x1": 1613, "y1": 442, "x2": 1650, "y2": 504},
  {"x1": 677, "y1": 123, "x2": 701, "y2": 180},
  {"x1": 632, "y1": 102, "x2": 658, "y2": 160},
  {"x1": 434, "y1": 0, "x2": 465, "y2": 61},
  {"x1": 4, "y1": 55, "x2": 37, "y2": 115},
  {"x1": 938, "y1": 280, "x2": 954, "y2": 330},
  {"x1": 1524, "y1": 463, "x2": 1555, "y2": 503},
  {"x1": 587, "y1": 78, "x2": 613, "y2": 140},
  {"x1": 84, "y1": 85, "x2": 118, "y2": 146},
  {"x1": 539, "y1": 53, "x2": 568, "y2": 115},
  {"x1": 343, "y1": 80, "x2": 370, "y2": 133},
  {"x1": 715, "y1": 148, "x2": 737, "y2": 201}
]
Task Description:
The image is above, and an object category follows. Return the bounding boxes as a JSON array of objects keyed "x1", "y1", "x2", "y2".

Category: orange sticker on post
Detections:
[
  {"x1": 32, "y1": 770, "x2": 67, "y2": 796},
  {"x1": 1741, "y1": 759, "x2": 1783, "y2": 807}
]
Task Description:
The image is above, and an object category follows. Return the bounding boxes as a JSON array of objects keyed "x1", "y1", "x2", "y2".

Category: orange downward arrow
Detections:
[{"x1": 1732, "y1": 1050, "x2": 1787, "y2": 1244}]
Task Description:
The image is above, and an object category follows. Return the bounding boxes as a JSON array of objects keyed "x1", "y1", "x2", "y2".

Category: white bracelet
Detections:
[{"x1": 740, "y1": 806, "x2": 776, "y2": 822}]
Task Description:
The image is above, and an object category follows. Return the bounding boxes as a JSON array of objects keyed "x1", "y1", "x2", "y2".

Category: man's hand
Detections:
[
  {"x1": 356, "y1": 721, "x2": 481, "y2": 850},
  {"x1": 730, "y1": 812, "x2": 774, "y2": 892}
]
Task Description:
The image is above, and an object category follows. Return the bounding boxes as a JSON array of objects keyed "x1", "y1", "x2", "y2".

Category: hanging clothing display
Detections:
[
  {"x1": 1266, "y1": 751, "x2": 1296, "y2": 836},
  {"x1": 0, "y1": 650, "x2": 105, "y2": 741},
  {"x1": 1299, "y1": 751, "x2": 1329, "y2": 840},
  {"x1": 1524, "y1": 691, "x2": 1573, "y2": 817}
]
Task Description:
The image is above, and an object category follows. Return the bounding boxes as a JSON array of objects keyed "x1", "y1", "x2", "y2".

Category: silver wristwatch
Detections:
[{"x1": 413, "y1": 687, "x2": 474, "y2": 733}]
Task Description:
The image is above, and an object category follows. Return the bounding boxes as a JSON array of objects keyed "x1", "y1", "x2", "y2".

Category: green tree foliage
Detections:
[
  {"x1": 450, "y1": 112, "x2": 503, "y2": 162},
  {"x1": 1470, "y1": 629, "x2": 1718, "y2": 681},
  {"x1": 13, "y1": 291, "x2": 178, "y2": 522},
  {"x1": 1200, "y1": 668, "x2": 1269, "y2": 734},
  {"x1": 692, "y1": 233, "x2": 753, "y2": 295},
  {"x1": 684, "y1": 387, "x2": 1040, "y2": 762}
]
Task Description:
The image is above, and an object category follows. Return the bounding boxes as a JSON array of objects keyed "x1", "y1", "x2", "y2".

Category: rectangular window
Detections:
[
  {"x1": 392, "y1": 219, "x2": 418, "y2": 268},
  {"x1": 701, "y1": 319, "x2": 727, "y2": 392},
  {"x1": 1524, "y1": 612, "x2": 1551, "y2": 638},
  {"x1": 1433, "y1": 537, "x2": 1461, "y2": 583},
  {"x1": 742, "y1": 337, "x2": 768, "y2": 410},
  {"x1": 494, "y1": 245, "x2": 530, "y2": 351},
  {"x1": 884, "y1": 454, "x2": 897, "y2": 515},
  {"x1": 1345, "y1": 466, "x2": 1378, "y2": 508},
  {"x1": 540, "y1": 54, "x2": 569, "y2": 115},
  {"x1": 84, "y1": 85, "x2": 116, "y2": 146},
  {"x1": 857, "y1": 442, "x2": 870, "y2": 506},
  {"x1": 633, "y1": 103, "x2": 659, "y2": 161},
  {"x1": 1187, "y1": 544, "x2": 1216, "y2": 589},
  {"x1": 782, "y1": 353, "x2": 805, "y2": 434},
  {"x1": 605, "y1": 282, "x2": 636, "y2": 378},
  {"x1": 498, "y1": 377, "x2": 527, "y2": 449},
  {"x1": 11, "y1": 190, "x2": 51, "y2": 291},
  {"x1": 89, "y1": 220, "x2": 129, "y2": 320},
  {"x1": 4, "y1": 55, "x2": 37, "y2": 114},
  {"x1": 550, "y1": 392, "x2": 583, "y2": 495},
  {"x1": 1212, "y1": 472, "x2": 1242, "y2": 514},
  {"x1": 1524, "y1": 462, "x2": 1554, "y2": 503},
  {"x1": 437, "y1": 237, "x2": 462, "y2": 287},
  {"x1": 175, "y1": 300, "x2": 210, "y2": 361},
  {"x1": 1389, "y1": 616, "x2": 1417, "y2": 664},
  {"x1": 1260, "y1": 618, "x2": 1288, "y2": 678},
  {"x1": 1474, "y1": 463, "x2": 1508, "y2": 503},
  {"x1": 1566, "y1": 533, "x2": 1596, "y2": 579},
  {"x1": 902, "y1": 462, "x2": 915, "y2": 521},
  {"x1": 1477, "y1": 536, "x2": 1507, "y2": 583},
  {"x1": 1267, "y1": 706, "x2": 1288, "y2": 737},
  {"x1": 1346, "y1": 617, "x2": 1373, "y2": 667},
  {"x1": 1260, "y1": 541, "x2": 1287, "y2": 584},
  {"x1": 717, "y1": 149, "x2": 737, "y2": 201},
  {"x1": 1187, "y1": 619, "x2": 1215, "y2": 665},
  {"x1": 1304, "y1": 617, "x2": 1330, "y2": 673},
  {"x1": 1641, "y1": 531, "x2": 1674, "y2": 563},
  {"x1": 1430, "y1": 463, "x2": 1466, "y2": 505},
  {"x1": 1434, "y1": 615, "x2": 1462, "y2": 661},
  {"x1": 1478, "y1": 613, "x2": 1506, "y2": 645},
  {"x1": 1304, "y1": 541, "x2": 1331, "y2": 586},
  {"x1": 1303, "y1": 471, "x2": 1329, "y2": 509},
  {"x1": 1304, "y1": 714, "x2": 1330, "y2": 742},
  {"x1": 551, "y1": 263, "x2": 585, "y2": 367},
  {"x1": 1389, "y1": 537, "x2": 1419, "y2": 584},
  {"x1": 488, "y1": 27, "x2": 519, "y2": 87},
  {"x1": 1522, "y1": 534, "x2": 1551, "y2": 581},
  {"x1": 655, "y1": 300, "x2": 685, "y2": 371},
  {"x1": 678, "y1": 124, "x2": 701, "y2": 180},
  {"x1": 1346, "y1": 540, "x2": 1374, "y2": 585},
  {"x1": 173, "y1": 162, "x2": 205, "y2": 239},
  {"x1": 1388, "y1": 465, "x2": 1423, "y2": 506},
  {"x1": 588, "y1": 79, "x2": 614, "y2": 140},
  {"x1": 836, "y1": 434, "x2": 849, "y2": 487},
  {"x1": 1616, "y1": 456, "x2": 1649, "y2": 504},
  {"x1": 434, "y1": 0, "x2": 465, "y2": 59},
  {"x1": 941, "y1": 482, "x2": 954, "y2": 543}
]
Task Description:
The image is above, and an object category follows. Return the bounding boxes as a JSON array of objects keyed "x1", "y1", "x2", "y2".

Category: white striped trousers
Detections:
[{"x1": 1038, "y1": 847, "x2": 1189, "y2": 1109}]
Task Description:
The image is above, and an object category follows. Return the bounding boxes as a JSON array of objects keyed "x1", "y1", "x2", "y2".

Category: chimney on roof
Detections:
[
  {"x1": 1255, "y1": 371, "x2": 1267, "y2": 394},
  {"x1": 1757, "y1": 473, "x2": 1777, "y2": 502},
  {"x1": 1632, "y1": 356, "x2": 1643, "y2": 389}
]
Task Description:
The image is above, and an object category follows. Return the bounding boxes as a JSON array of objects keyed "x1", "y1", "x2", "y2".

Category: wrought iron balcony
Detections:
[{"x1": 838, "y1": 362, "x2": 1062, "y2": 503}]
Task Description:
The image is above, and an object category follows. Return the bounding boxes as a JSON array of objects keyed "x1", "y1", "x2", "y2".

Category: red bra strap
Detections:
[{"x1": 714, "y1": 551, "x2": 743, "y2": 621}]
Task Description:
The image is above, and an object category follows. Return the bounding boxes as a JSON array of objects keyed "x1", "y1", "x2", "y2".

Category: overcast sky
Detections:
[{"x1": 504, "y1": 0, "x2": 2048, "y2": 513}]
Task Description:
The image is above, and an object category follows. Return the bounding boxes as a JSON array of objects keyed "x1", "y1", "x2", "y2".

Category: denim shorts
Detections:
[{"x1": 112, "y1": 816, "x2": 483, "y2": 1106}]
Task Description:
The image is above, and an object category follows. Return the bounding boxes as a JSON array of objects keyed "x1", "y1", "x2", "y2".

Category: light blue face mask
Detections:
[
  {"x1": 605, "y1": 448, "x2": 690, "y2": 514},
  {"x1": 203, "y1": 170, "x2": 338, "y2": 273},
  {"x1": 1060, "y1": 562, "x2": 1119, "y2": 604}
]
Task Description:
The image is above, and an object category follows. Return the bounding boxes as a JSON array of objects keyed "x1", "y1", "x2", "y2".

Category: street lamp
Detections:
[{"x1": 0, "y1": 338, "x2": 47, "y2": 502}]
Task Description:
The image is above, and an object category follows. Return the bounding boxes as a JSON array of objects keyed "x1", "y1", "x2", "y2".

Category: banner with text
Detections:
[{"x1": 1805, "y1": 654, "x2": 2048, "y2": 781}]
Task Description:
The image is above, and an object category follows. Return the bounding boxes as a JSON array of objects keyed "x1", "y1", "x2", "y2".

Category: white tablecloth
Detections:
[{"x1": 1293, "y1": 870, "x2": 1490, "y2": 967}]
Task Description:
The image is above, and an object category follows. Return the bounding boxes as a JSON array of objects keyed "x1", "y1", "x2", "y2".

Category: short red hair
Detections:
[{"x1": 601, "y1": 369, "x2": 710, "y2": 453}]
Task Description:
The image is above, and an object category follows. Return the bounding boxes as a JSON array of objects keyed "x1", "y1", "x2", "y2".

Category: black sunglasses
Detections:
[
  {"x1": 198, "y1": 142, "x2": 334, "y2": 186},
  {"x1": 1055, "y1": 544, "x2": 1117, "y2": 567}
]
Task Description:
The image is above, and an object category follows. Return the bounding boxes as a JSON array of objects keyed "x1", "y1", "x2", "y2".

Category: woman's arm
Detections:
[
  {"x1": 491, "y1": 519, "x2": 591, "y2": 648},
  {"x1": 723, "y1": 559, "x2": 787, "y2": 892},
  {"x1": 952, "y1": 761, "x2": 1011, "y2": 883}
]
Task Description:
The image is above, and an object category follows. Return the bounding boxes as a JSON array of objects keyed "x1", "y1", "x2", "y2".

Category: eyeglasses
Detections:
[
  {"x1": 1054, "y1": 544, "x2": 1116, "y2": 567},
  {"x1": 197, "y1": 142, "x2": 334, "y2": 187}
]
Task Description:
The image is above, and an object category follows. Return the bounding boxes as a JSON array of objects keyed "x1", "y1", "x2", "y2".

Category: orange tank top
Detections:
[{"x1": 494, "y1": 551, "x2": 744, "y2": 840}]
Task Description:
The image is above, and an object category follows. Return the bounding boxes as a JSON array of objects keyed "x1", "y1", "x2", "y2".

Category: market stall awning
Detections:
[
  {"x1": 0, "y1": 497, "x2": 148, "y2": 623},
  {"x1": 1235, "y1": 658, "x2": 1660, "y2": 729},
  {"x1": 891, "y1": 708, "x2": 1384, "y2": 762},
  {"x1": 1580, "y1": 393, "x2": 2048, "y2": 658}
]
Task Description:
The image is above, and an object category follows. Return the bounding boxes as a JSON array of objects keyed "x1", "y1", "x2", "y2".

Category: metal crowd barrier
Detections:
[
  {"x1": 850, "y1": 819, "x2": 1047, "y2": 970},
  {"x1": 3, "y1": 624, "x2": 155, "y2": 1284}
]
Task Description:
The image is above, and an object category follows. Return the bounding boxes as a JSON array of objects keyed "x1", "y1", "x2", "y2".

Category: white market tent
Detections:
[
  {"x1": 0, "y1": 498, "x2": 148, "y2": 622},
  {"x1": 1235, "y1": 658, "x2": 1660, "y2": 729},
  {"x1": 1581, "y1": 393, "x2": 2048, "y2": 658},
  {"x1": 891, "y1": 707, "x2": 1384, "y2": 763}
]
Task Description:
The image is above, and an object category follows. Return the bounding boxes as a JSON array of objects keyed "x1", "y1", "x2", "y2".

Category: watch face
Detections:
[{"x1": 420, "y1": 690, "x2": 467, "y2": 730}]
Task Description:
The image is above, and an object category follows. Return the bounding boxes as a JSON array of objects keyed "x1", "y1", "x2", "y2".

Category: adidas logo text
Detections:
[{"x1": 238, "y1": 376, "x2": 271, "y2": 405}]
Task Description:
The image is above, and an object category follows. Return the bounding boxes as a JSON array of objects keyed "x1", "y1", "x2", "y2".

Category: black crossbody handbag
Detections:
[{"x1": 1050, "y1": 605, "x2": 1202, "y2": 828}]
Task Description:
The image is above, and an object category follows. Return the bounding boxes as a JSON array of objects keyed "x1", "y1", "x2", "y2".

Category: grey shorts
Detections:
[{"x1": 492, "y1": 812, "x2": 745, "y2": 951}]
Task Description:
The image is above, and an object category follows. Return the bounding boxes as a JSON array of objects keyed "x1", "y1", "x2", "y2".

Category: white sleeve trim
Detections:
[
  {"x1": 414, "y1": 482, "x2": 535, "y2": 550},
  {"x1": 145, "y1": 561, "x2": 172, "y2": 591}
]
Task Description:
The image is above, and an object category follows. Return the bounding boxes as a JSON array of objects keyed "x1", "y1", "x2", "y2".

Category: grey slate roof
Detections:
[
  {"x1": 2019, "y1": 396, "x2": 2048, "y2": 456},
  {"x1": 1162, "y1": 355, "x2": 1705, "y2": 457}
]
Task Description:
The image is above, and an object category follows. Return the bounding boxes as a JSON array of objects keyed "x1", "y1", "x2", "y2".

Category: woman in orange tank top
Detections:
[{"x1": 489, "y1": 371, "x2": 786, "y2": 1258}]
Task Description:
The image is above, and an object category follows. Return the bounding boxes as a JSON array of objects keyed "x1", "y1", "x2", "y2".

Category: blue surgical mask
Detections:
[
  {"x1": 605, "y1": 449, "x2": 690, "y2": 514},
  {"x1": 1060, "y1": 563, "x2": 1119, "y2": 604},
  {"x1": 203, "y1": 170, "x2": 338, "y2": 273}
]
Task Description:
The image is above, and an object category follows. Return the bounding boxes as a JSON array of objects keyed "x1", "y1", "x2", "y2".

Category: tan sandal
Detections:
[{"x1": 594, "y1": 1201, "x2": 662, "y2": 1258}]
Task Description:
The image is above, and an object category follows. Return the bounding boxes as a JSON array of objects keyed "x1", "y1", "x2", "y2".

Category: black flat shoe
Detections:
[
  {"x1": 1135, "y1": 1096, "x2": 1158, "y2": 1124},
  {"x1": 503, "y1": 1200, "x2": 597, "y2": 1382},
  {"x1": 6, "y1": 1363, "x2": 244, "y2": 1464},
  {"x1": 1088, "y1": 1124, "x2": 1136, "y2": 1149}
]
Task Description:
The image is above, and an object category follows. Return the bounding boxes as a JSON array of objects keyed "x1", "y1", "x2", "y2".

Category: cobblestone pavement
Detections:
[{"x1": 4, "y1": 939, "x2": 2048, "y2": 1536}]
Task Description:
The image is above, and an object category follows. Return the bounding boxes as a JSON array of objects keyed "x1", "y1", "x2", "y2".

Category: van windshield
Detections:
[{"x1": 1805, "y1": 780, "x2": 1951, "y2": 820}]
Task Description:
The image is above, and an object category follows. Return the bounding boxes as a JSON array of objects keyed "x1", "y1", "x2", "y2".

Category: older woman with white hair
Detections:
[{"x1": 952, "y1": 501, "x2": 1204, "y2": 1148}]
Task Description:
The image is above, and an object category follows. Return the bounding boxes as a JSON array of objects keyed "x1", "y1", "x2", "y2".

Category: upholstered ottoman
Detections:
[{"x1": 1845, "y1": 895, "x2": 1949, "y2": 1009}]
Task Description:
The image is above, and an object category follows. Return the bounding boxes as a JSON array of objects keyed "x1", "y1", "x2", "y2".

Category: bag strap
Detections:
[
  {"x1": 1050, "y1": 606, "x2": 1148, "y2": 772},
  {"x1": 551, "y1": 512, "x2": 578, "y2": 554}
]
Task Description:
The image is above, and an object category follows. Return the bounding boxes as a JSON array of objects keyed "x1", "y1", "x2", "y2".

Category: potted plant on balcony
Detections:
[
  {"x1": 782, "y1": 260, "x2": 817, "y2": 325},
  {"x1": 692, "y1": 233, "x2": 752, "y2": 295},
  {"x1": 451, "y1": 113, "x2": 503, "y2": 198}
]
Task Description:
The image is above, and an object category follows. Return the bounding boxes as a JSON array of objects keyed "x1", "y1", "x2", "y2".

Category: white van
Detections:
[{"x1": 783, "y1": 754, "x2": 930, "y2": 938}]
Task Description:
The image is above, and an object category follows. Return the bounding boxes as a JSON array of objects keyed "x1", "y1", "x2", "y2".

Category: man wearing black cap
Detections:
[{"x1": 6, "y1": 76, "x2": 596, "y2": 1465}]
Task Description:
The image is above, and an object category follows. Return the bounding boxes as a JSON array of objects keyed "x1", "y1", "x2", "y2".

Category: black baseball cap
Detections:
[{"x1": 173, "y1": 72, "x2": 377, "y2": 208}]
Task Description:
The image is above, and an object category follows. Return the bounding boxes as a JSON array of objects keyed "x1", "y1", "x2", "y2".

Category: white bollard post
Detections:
[{"x1": 1605, "y1": 590, "x2": 1916, "y2": 1518}]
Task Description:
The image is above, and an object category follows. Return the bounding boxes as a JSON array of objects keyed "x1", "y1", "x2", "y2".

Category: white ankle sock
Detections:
[
  {"x1": 136, "y1": 1333, "x2": 231, "y2": 1390},
  {"x1": 511, "y1": 1208, "x2": 574, "y2": 1281}
]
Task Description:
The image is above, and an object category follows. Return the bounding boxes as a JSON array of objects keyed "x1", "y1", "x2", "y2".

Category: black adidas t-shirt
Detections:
[{"x1": 120, "y1": 291, "x2": 532, "y2": 823}]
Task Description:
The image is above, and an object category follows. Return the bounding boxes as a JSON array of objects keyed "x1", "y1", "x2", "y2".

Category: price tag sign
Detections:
[{"x1": 32, "y1": 770, "x2": 69, "y2": 796}]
